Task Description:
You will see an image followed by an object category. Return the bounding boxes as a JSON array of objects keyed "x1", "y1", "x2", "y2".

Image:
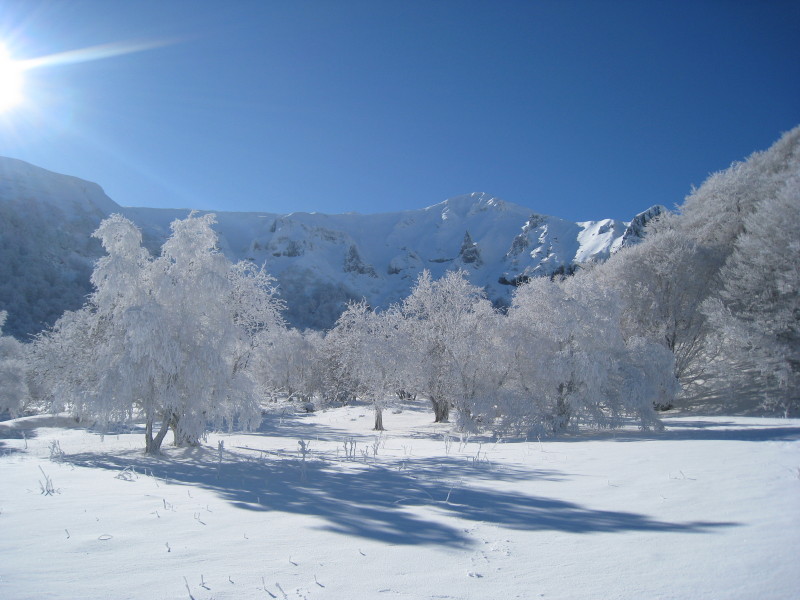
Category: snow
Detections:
[
  {"x1": 2, "y1": 155, "x2": 651, "y2": 334},
  {"x1": 575, "y1": 219, "x2": 627, "y2": 263},
  {"x1": 0, "y1": 157, "x2": 119, "y2": 217},
  {"x1": 1, "y1": 406, "x2": 798, "y2": 599},
  {"x1": 114, "y1": 195, "x2": 641, "y2": 329},
  {"x1": 117, "y1": 195, "x2": 641, "y2": 328}
]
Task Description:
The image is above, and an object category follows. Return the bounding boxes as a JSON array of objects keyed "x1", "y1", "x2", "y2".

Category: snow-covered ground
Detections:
[{"x1": 1, "y1": 405, "x2": 798, "y2": 600}]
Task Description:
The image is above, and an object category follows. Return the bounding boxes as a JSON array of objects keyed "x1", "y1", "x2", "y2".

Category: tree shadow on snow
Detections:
[
  {"x1": 0, "y1": 426, "x2": 37, "y2": 441},
  {"x1": 0, "y1": 440, "x2": 24, "y2": 456},
  {"x1": 553, "y1": 419, "x2": 800, "y2": 444},
  {"x1": 660, "y1": 420, "x2": 800, "y2": 442},
  {"x1": 0, "y1": 414, "x2": 82, "y2": 437},
  {"x1": 64, "y1": 446, "x2": 738, "y2": 548},
  {"x1": 249, "y1": 411, "x2": 364, "y2": 443}
]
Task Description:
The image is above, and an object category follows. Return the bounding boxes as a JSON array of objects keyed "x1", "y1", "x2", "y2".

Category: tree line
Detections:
[{"x1": 1, "y1": 126, "x2": 797, "y2": 452}]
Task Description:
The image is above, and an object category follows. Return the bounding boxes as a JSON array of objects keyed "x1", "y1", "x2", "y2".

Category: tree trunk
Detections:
[
  {"x1": 169, "y1": 412, "x2": 200, "y2": 447},
  {"x1": 373, "y1": 406, "x2": 385, "y2": 431},
  {"x1": 145, "y1": 415, "x2": 171, "y2": 454},
  {"x1": 396, "y1": 390, "x2": 416, "y2": 402},
  {"x1": 431, "y1": 397, "x2": 449, "y2": 423},
  {"x1": 553, "y1": 386, "x2": 572, "y2": 433}
]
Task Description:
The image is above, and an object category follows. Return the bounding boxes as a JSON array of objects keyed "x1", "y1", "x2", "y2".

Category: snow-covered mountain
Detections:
[{"x1": 0, "y1": 157, "x2": 657, "y2": 337}]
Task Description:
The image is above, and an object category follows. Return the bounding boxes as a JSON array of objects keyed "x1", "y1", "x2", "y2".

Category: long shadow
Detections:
[
  {"x1": 0, "y1": 413, "x2": 88, "y2": 438},
  {"x1": 601, "y1": 421, "x2": 800, "y2": 443},
  {"x1": 251, "y1": 407, "x2": 466, "y2": 445},
  {"x1": 662, "y1": 419, "x2": 800, "y2": 441},
  {"x1": 65, "y1": 447, "x2": 737, "y2": 547},
  {"x1": 257, "y1": 406, "x2": 500, "y2": 447},
  {"x1": 0, "y1": 440, "x2": 23, "y2": 456},
  {"x1": 526, "y1": 418, "x2": 800, "y2": 444},
  {"x1": 250, "y1": 411, "x2": 363, "y2": 443},
  {"x1": 0, "y1": 426, "x2": 37, "y2": 441}
]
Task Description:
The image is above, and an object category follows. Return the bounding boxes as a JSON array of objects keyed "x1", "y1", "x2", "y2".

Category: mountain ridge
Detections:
[{"x1": 0, "y1": 157, "x2": 658, "y2": 337}]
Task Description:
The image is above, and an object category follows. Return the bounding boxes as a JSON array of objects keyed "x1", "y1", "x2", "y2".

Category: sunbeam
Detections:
[{"x1": 17, "y1": 38, "x2": 176, "y2": 71}]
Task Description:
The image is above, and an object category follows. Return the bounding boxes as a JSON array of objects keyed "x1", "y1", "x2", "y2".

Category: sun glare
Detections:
[{"x1": 0, "y1": 44, "x2": 24, "y2": 112}]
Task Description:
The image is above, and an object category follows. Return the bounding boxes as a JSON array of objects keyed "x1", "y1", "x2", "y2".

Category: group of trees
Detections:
[
  {"x1": 310, "y1": 126, "x2": 800, "y2": 428},
  {"x1": 26, "y1": 213, "x2": 284, "y2": 453},
  {"x1": 698, "y1": 147, "x2": 800, "y2": 416},
  {"x1": 320, "y1": 269, "x2": 673, "y2": 435},
  {"x1": 2, "y1": 126, "x2": 797, "y2": 451},
  {"x1": 5, "y1": 212, "x2": 673, "y2": 448},
  {"x1": 594, "y1": 125, "x2": 800, "y2": 416}
]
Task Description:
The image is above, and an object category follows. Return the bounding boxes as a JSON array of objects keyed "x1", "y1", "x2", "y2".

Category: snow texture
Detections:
[{"x1": 0, "y1": 406, "x2": 798, "y2": 600}]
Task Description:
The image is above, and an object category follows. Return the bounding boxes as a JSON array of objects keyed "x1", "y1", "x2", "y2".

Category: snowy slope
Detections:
[
  {"x1": 0, "y1": 158, "x2": 118, "y2": 337},
  {"x1": 0, "y1": 158, "x2": 658, "y2": 333},
  {"x1": 0, "y1": 406, "x2": 798, "y2": 600},
  {"x1": 0, "y1": 157, "x2": 119, "y2": 217},
  {"x1": 120, "y1": 192, "x2": 645, "y2": 328}
]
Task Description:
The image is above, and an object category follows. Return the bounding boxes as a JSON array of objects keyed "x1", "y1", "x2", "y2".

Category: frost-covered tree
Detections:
[
  {"x1": 34, "y1": 213, "x2": 280, "y2": 453},
  {"x1": 28, "y1": 307, "x2": 104, "y2": 418},
  {"x1": 28, "y1": 215, "x2": 152, "y2": 426},
  {"x1": 318, "y1": 317, "x2": 360, "y2": 407},
  {"x1": 593, "y1": 125, "x2": 800, "y2": 401},
  {"x1": 616, "y1": 336, "x2": 681, "y2": 420},
  {"x1": 594, "y1": 227, "x2": 718, "y2": 388},
  {"x1": 679, "y1": 126, "x2": 800, "y2": 251},
  {"x1": 227, "y1": 261, "x2": 287, "y2": 402},
  {"x1": 504, "y1": 276, "x2": 612, "y2": 433},
  {"x1": 0, "y1": 311, "x2": 29, "y2": 416},
  {"x1": 325, "y1": 301, "x2": 407, "y2": 430},
  {"x1": 501, "y1": 274, "x2": 668, "y2": 435},
  {"x1": 398, "y1": 270, "x2": 497, "y2": 427},
  {"x1": 228, "y1": 261, "x2": 285, "y2": 340},
  {"x1": 254, "y1": 327, "x2": 324, "y2": 407},
  {"x1": 703, "y1": 174, "x2": 800, "y2": 415}
]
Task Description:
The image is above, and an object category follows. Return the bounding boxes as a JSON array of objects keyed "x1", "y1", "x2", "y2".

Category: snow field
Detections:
[{"x1": 1, "y1": 406, "x2": 798, "y2": 600}]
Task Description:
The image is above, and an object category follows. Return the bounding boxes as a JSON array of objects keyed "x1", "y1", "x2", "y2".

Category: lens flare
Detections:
[
  {"x1": 0, "y1": 44, "x2": 24, "y2": 112},
  {"x1": 19, "y1": 39, "x2": 175, "y2": 70},
  {"x1": 0, "y1": 38, "x2": 176, "y2": 115}
]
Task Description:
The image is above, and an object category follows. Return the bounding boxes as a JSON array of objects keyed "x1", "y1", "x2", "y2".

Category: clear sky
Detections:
[{"x1": 0, "y1": 0, "x2": 797, "y2": 222}]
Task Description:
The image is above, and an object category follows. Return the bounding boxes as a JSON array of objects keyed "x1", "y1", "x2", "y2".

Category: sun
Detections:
[
  {"x1": 0, "y1": 38, "x2": 178, "y2": 116},
  {"x1": 0, "y1": 44, "x2": 24, "y2": 112}
]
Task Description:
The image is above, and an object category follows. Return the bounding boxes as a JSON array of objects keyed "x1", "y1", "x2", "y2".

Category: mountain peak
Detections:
[
  {"x1": 619, "y1": 204, "x2": 669, "y2": 248},
  {"x1": 426, "y1": 192, "x2": 524, "y2": 219}
]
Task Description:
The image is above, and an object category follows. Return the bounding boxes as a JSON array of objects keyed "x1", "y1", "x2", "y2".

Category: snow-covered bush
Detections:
[{"x1": 0, "y1": 311, "x2": 29, "y2": 416}]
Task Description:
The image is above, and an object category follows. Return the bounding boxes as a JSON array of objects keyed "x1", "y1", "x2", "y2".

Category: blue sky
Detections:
[{"x1": 0, "y1": 0, "x2": 797, "y2": 222}]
